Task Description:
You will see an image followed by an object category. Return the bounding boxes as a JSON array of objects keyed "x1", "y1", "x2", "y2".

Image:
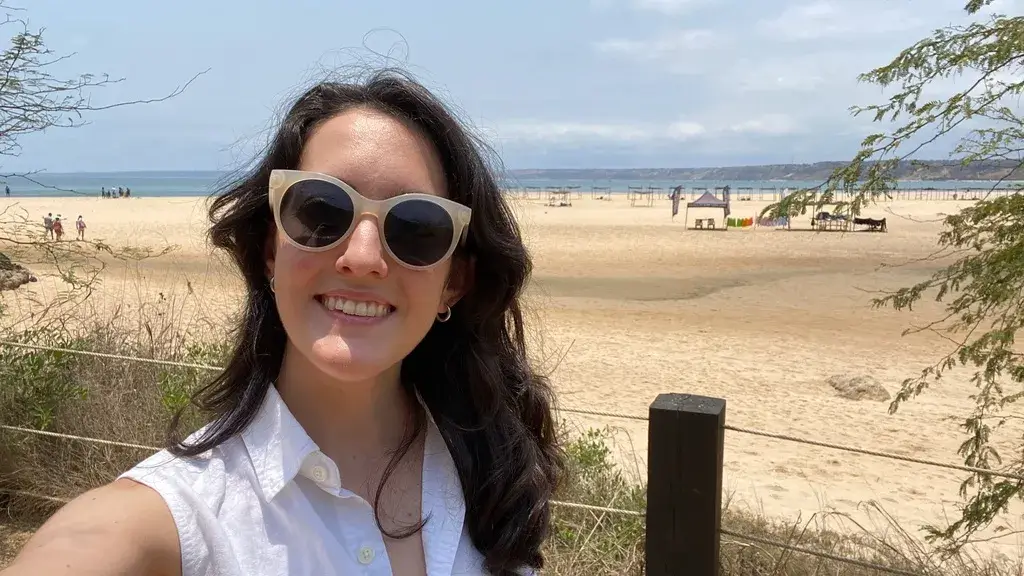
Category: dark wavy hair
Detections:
[{"x1": 166, "y1": 69, "x2": 563, "y2": 574}]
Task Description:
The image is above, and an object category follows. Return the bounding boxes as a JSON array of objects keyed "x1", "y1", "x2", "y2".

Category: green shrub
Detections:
[{"x1": 0, "y1": 333, "x2": 90, "y2": 430}]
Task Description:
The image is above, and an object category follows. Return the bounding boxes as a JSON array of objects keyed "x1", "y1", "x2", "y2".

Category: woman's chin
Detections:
[{"x1": 308, "y1": 337, "x2": 394, "y2": 381}]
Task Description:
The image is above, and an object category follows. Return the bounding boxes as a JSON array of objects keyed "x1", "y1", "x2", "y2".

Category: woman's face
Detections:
[{"x1": 267, "y1": 107, "x2": 463, "y2": 383}]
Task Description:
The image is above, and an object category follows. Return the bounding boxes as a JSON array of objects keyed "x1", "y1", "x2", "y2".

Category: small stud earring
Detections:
[{"x1": 436, "y1": 304, "x2": 451, "y2": 323}]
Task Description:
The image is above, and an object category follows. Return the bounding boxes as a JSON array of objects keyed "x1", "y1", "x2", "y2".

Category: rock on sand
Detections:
[
  {"x1": 0, "y1": 252, "x2": 36, "y2": 291},
  {"x1": 826, "y1": 374, "x2": 891, "y2": 402}
]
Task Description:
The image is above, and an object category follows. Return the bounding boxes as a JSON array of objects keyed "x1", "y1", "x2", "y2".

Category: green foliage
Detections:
[
  {"x1": 761, "y1": 1, "x2": 1024, "y2": 550},
  {"x1": 156, "y1": 340, "x2": 229, "y2": 419},
  {"x1": 565, "y1": 429, "x2": 615, "y2": 476},
  {"x1": 547, "y1": 427, "x2": 646, "y2": 575},
  {"x1": 560, "y1": 429, "x2": 646, "y2": 507},
  {"x1": 0, "y1": 333, "x2": 88, "y2": 430}
]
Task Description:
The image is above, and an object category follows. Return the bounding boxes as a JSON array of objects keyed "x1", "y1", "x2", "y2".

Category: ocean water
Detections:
[
  {"x1": 3, "y1": 171, "x2": 225, "y2": 198},
  {"x1": 1, "y1": 171, "x2": 1017, "y2": 198},
  {"x1": 505, "y1": 178, "x2": 1017, "y2": 192}
]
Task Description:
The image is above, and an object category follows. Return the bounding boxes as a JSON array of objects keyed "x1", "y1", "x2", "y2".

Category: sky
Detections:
[{"x1": 5, "y1": 0, "x2": 1022, "y2": 172}]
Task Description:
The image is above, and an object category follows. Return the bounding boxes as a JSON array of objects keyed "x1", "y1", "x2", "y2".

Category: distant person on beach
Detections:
[
  {"x1": 5, "y1": 184, "x2": 9, "y2": 197},
  {"x1": 52, "y1": 217, "x2": 63, "y2": 241},
  {"x1": 42, "y1": 213, "x2": 53, "y2": 240},
  {"x1": 5, "y1": 71, "x2": 561, "y2": 576},
  {"x1": 76, "y1": 215, "x2": 86, "y2": 240}
]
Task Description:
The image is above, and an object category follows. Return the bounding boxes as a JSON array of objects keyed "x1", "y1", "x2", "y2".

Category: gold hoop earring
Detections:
[
  {"x1": 269, "y1": 276, "x2": 275, "y2": 294},
  {"x1": 436, "y1": 304, "x2": 451, "y2": 323}
]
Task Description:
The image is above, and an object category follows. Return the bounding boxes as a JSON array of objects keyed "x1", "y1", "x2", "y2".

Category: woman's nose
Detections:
[{"x1": 335, "y1": 217, "x2": 388, "y2": 277}]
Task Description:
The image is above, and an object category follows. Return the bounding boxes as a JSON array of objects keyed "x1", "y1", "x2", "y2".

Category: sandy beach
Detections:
[{"x1": 2, "y1": 192, "x2": 1021, "y2": 554}]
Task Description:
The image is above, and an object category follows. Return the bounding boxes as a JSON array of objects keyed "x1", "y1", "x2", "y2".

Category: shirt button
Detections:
[
  {"x1": 358, "y1": 546, "x2": 375, "y2": 565},
  {"x1": 310, "y1": 465, "x2": 328, "y2": 483}
]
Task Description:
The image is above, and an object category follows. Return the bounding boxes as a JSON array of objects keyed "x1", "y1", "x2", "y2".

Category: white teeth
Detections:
[
  {"x1": 341, "y1": 300, "x2": 357, "y2": 315},
  {"x1": 321, "y1": 296, "x2": 391, "y2": 317}
]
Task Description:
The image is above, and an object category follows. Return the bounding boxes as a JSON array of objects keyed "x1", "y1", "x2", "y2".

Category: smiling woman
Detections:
[{"x1": 1, "y1": 70, "x2": 563, "y2": 576}]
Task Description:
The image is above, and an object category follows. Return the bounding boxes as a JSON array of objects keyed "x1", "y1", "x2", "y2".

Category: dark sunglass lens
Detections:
[
  {"x1": 383, "y1": 199, "x2": 455, "y2": 266},
  {"x1": 279, "y1": 180, "x2": 353, "y2": 248}
]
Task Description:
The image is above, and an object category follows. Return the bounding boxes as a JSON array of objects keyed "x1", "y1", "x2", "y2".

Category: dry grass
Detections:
[
  {"x1": 0, "y1": 302, "x2": 1021, "y2": 575},
  {"x1": 0, "y1": 524, "x2": 30, "y2": 567}
]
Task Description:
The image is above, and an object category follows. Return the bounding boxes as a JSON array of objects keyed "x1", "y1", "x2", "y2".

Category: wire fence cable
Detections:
[
  {"x1": 0, "y1": 425, "x2": 161, "y2": 452},
  {"x1": 724, "y1": 423, "x2": 1024, "y2": 482},
  {"x1": 0, "y1": 341, "x2": 221, "y2": 372},
  {"x1": 2, "y1": 341, "x2": 1022, "y2": 481}
]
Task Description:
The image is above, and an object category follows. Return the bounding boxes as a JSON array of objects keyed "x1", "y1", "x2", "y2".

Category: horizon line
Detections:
[{"x1": 9, "y1": 159, "x2": 1012, "y2": 177}]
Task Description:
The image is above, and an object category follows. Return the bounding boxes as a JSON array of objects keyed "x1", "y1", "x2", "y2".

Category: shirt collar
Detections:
[
  {"x1": 240, "y1": 384, "x2": 319, "y2": 501},
  {"x1": 239, "y1": 384, "x2": 466, "y2": 542},
  {"x1": 241, "y1": 385, "x2": 468, "y2": 573}
]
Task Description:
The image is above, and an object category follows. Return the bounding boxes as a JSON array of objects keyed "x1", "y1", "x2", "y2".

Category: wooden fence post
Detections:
[{"x1": 645, "y1": 393, "x2": 726, "y2": 576}]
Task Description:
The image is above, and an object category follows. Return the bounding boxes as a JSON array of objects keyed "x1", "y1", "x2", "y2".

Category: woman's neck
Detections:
[{"x1": 274, "y1": 344, "x2": 417, "y2": 461}]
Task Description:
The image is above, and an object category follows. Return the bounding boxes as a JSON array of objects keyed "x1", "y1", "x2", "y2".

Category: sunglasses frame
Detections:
[{"x1": 268, "y1": 169, "x2": 472, "y2": 270}]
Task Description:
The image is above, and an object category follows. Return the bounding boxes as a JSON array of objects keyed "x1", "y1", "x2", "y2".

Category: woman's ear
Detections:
[{"x1": 441, "y1": 255, "x2": 474, "y2": 310}]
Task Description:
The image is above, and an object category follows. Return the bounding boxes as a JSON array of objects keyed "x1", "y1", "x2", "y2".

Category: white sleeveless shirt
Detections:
[{"x1": 120, "y1": 385, "x2": 521, "y2": 576}]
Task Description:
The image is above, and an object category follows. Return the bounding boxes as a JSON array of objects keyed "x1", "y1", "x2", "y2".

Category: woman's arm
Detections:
[{"x1": 1, "y1": 479, "x2": 180, "y2": 576}]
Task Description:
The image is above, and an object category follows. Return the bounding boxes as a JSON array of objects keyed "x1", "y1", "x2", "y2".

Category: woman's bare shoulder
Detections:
[{"x1": 1, "y1": 478, "x2": 180, "y2": 576}]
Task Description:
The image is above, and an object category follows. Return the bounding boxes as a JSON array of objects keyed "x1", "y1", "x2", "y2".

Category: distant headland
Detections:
[{"x1": 508, "y1": 160, "x2": 1024, "y2": 182}]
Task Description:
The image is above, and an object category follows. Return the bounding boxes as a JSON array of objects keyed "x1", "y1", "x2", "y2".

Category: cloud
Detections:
[
  {"x1": 665, "y1": 121, "x2": 707, "y2": 139},
  {"x1": 631, "y1": 0, "x2": 706, "y2": 15},
  {"x1": 519, "y1": 0, "x2": 1012, "y2": 165},
  {"x1": 757, "y1": 1, "x2": 924, "y2": 41},
  {"x1": 594, "y1": 29, "x2": 720, "y2": 58},
  {"x1": 491, "y1": 120, "x2": 706, "y2": 143},
  {"x1": 491, "y1": 116, "x2": 809, "y2": 144},
  {"x1": 728, "y1": 114, "x2": 804, "y2": 135},
  {"x1": 593, "y1": 29, "x2": 723, "y2": 74},
  {"x1": 590, "y1": 0, "x2": 710, "y2": 14},
  {"x1": 728, "y1": 49, "x2": 881, "y2": 94},
  {"x1": 730, "y1": 60, "x2": 828, "y2": 93}
]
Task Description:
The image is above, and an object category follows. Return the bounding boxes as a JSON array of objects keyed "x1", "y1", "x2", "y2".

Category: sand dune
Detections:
[{"x1": 2, "y1": 193, "x2": 1020, "y2": 554}]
